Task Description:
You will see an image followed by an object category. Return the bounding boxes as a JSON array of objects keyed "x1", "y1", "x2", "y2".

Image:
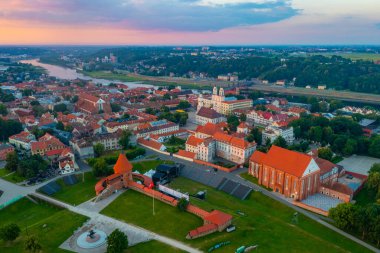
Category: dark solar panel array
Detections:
[
  {"x1": 40, "y1": 181, "x2": 61, "y2": 195},
  {"x1": 232, "y1": 184, "x2": 252, "y2": 200},
  {"x1": 221, "y1": 180, "x2": 238, "y2": 194},
  {"x1": 63, "y1": 175, "x2": 77, "y2": 185},
  {"x1": 218, "y1": 178, "x2": 252, "y2": 200}
]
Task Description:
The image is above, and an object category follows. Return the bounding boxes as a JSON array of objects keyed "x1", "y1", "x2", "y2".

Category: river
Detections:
[{"x1": 20, "y1": 59, "x2": 154, "y2": 89}]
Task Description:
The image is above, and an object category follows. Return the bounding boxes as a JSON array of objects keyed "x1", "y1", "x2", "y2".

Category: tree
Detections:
[
  {"x1": 92, "y1": 158, "x2": 112, "y2": 177},
  {"x1": 106, "y1": 229, "x2": 128, "y2": 253},
  {"x1": 30, "y1": 100, "x2": 40, "y2": 106},
  {"x1": 0, "y1": 223, "x2": 21, "y2": 242},
  {"x1": 162, "y1": 93, "x2": 171, "y2": 100},
  {"x1": 0, "y1": 118, "x2": 23, "y2": 140},
  {"x1": 227, "y1": 115, "x2": 239, "y2": 132},
  {"x1": 342, "y1": 138, "x2": 357, "y2": 156},
  {"x1": 329, "y1": 203, "x2": 357, "y2": 231},
  {"x1": 370, "y1": 216, "x2": 380, "y2": 247},
  {"x1": 239, "y1": 113, "x2": 247, "y2": 122},
  {"x1": 53, "y1": 103, "x2": 67, "y2": 113},
  {"x1": 71, "y1": 95, "x2": 78, "y2": 103},
  {"x1": 177, "y1": 100, "x2": 191, "y2": 109},
  {"x1": 56, "y1": 121, "x2": 65, "y2": 131},
  {"x1": 22, "y1": 89, "x2": 33, "y2": 97},
  {"x1": 308, "y1": 126, "x2": 323, "y2": 143},
  {"x1": 177, "y1": 197, "x2": 189, "y2": 212},
  {"x1": 273, "y1": 136, "x2": 287, "y2": 148},
  {"x1": 318, "y1": 147, "x2": 333, "y2": 161},
  {"x1": 5, "y1": 152, "x2": 19, "y2": 172},
  {"x1": 160, "y1": 105, "x2": 170, "y2": 112},
  {"x1": 32, "y1": 105, "x2": 46, "y2": 117},
  {"x1": 0, "y1": 103, "x2": 7, "y2": 116},
  {"x1": 332, "y1": 136, "x2": 347, "y2": 154},
  {"x1": 110, "y1": 103, "x2": 121, "y2": 112},
  {"x1": 24, "y1": 235, "x2": 42, "y2": 253},
  {"x1": 369, "y1": 136, "x2": 380, "y2": 158},
  {"x1": 367, "y1": 164, "x2": 380, "y2": 199},
  {"x1": 93, "y1": 143, "x2": 105, "y2": 158},
  {"x1": 18, "y1": 155, "x2": 48, "y2": 179},
  {"x1": 119, "y1": 130, "x2": 132, "y2": 149}
]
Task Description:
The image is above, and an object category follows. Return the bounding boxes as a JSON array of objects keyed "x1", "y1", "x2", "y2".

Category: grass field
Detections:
[
  {"x1": 46, "y1": 172, "x2": 99, "y2": 205},
  {"x1": 132, "y1": 160, "x2": 174, "y2": 174},
  {"x1": 0, "y1": 169, "x2": 10, "y2": 177},
  {"x1": 101, "y1": 190, "x2": 203, "y2": 242},
  {"x1": 239, "y1": 172, "x2": 272, "y2": 191},
  {"x1": 171, "y1": 177, "x2": 370, "y2": 253},
  {"x1": 1, "y1": 171, "x2": 26, "y2": 184},
  {"x1": 81, "y1": 71, "x2": 215, "y2": 90},
  {"x1": 101, "y1": 176, "x2": 371, "y2": 253},
  {"x1": 126, "y1": 240, "x2": 186, "y2": 253},
  {"x1": 0, "y1": 198, "x2": 87, "y2": 253},
  {"x1": 82, "y1": 71, "x2": 144, "y2": 82}
]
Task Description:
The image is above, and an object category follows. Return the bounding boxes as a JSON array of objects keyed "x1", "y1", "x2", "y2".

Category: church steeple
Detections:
[
  {"x1": 219, "y1": 88, "x2": 224, "y2": 97},
  {"x1": 213, "y1": 87, "x2": 218, "y2": 95}
]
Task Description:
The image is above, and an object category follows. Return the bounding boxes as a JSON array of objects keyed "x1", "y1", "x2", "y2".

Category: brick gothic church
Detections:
[{"x1": 249, "y1": 145, "x2": 320, "y2": 201}]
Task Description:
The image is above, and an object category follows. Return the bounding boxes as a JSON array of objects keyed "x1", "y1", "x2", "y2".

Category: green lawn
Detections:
[
  {"x1": 45, "y1": 172, "x2": 99, "y2": 205},
  {"x1": 101, "y1": 190, "x2": 203, "y2": 243},
  {"x1": 1, "y1": 171, "x2": 26, "y2": 183},
  {"x1": 126, "y1": 240, "x2": 186, "y2": 253},
  {"x1": 0, "y1": 198, "x2": 87, "y2": 253},
  {"x1": 167, "y1": 177, "x2": 372, "y2": 253},
  {"x1": 82, "y1": 71, "x2": 144, "y2": 82},
  {"x1": 0, "y1": 169, "x2": 11, "y2": 177},
  {"x1": 239, "y1": 172, "x2": 273, "y2": 191},
  {"x1": 132, "y1": 160, "x2": 174, "y2": 174}
]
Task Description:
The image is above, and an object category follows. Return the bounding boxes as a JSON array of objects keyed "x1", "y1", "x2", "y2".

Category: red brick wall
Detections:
[
  {"x1": 319, "y1": 186, "x2": 351, "y2": 203},
  {"x1": 293, "y1": 201, "x2": 329, "y2": 216},
  {"x1": 194, "y1": 159, "x2": 239, "y2": 172}
]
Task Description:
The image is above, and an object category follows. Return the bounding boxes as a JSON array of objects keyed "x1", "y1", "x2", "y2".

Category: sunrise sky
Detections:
[{"x1": 0, "y1": 0, "x2": 379, "y2": 45}]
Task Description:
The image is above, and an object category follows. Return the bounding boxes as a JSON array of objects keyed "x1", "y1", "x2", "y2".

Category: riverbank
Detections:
[
  {"x1": 20, "y1": 59, "x2": 153, "y2": 89},
  {"x1": 81, "y1": 70, "x2": 216, "y2": 90}
]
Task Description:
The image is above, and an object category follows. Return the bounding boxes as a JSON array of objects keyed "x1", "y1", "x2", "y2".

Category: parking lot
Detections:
[{"x1": 338, "y1": 155, "x2": 380, "y2": 176}]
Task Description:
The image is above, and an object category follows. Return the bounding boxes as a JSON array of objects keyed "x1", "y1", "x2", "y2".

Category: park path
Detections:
[{"x1": 30, "y1": 192, "x2": 201, "y2": 253}]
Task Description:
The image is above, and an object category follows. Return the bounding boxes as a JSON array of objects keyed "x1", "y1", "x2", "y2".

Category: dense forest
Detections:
[{"x1": 87, "y1": 47, "x2": 380, "y2": 94}]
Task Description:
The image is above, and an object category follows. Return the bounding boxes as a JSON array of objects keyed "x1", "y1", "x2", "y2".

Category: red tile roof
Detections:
[
  {"x1": 177, "y1": 149, "x2": 196, "y2": 159},
  {"x1": 250, "y1": 150, "x2": 267, "y2": 163},
  {"x1": 196, "y1": 107, "x2": 223, "y2": 119},
  {"x1": 186, "y1": 135, "x2": 205, "y2": 146},
  {"x1": 261, "y1": 145, "x2": 314, "y2": 178},
  {"x1": 213, "y1": 132, "x2": 252, "y2": 149},
  {"x1": 314, "y1": 157, "x2": 337, "y2": 175},
  {"x1": 138, "y1": 138, "x2": 164, "y2": 150},
  {"x1": 113, "y1": 153, "x2": 133, "y2": 174},
  {"x1": 204, "y1": 210, "x2": 233, "y2": 226},
  {"x1": 188, "y1": 224, "x2": 218, "y2": 238},
  {"x1": 196, "y1": 122, "x2": 223, "y2": 136}
]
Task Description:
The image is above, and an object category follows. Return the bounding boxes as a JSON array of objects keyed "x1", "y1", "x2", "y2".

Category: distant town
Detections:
[{"x1": 0, "y1": 46, "x2": 380, "y2": 253}]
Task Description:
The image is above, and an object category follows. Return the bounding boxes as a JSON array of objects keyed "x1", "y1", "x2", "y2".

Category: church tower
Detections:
[{"x1": 219, "y1": 88, "x2": 225, "y2": 101}]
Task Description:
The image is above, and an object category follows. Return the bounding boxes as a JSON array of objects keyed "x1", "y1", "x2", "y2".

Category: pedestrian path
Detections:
[{"x1": 31, "y1": 192, "x2": 202, "y2": 253}]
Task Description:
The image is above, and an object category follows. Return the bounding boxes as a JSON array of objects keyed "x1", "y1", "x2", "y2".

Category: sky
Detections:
[{"x1": 0, "y1": 0, "x2": 379, "y2": 45}]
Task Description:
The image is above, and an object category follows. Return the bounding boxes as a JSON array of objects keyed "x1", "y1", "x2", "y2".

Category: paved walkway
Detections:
[{"x1": 31, "y1": 192, "x2": 201, "y2": 253}]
